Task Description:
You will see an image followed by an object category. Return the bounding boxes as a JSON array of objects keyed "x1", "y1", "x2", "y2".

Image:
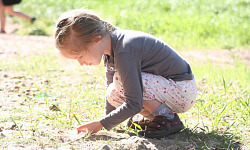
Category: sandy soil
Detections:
[{"x1": 1, "y1": 30, "x2": 249, "y2": 67}]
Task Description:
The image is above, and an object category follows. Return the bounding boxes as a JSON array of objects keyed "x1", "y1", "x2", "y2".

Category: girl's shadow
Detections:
[{"x1": 84, "y1": 128, "x2": 242, "y2": 149}]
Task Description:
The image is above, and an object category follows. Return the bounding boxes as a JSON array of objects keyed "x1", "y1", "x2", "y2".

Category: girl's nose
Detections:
[{"x1": 77, "y1": 60, "x2": 84, "y2": 66}]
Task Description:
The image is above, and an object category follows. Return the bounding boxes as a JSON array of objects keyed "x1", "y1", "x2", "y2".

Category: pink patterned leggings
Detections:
[{"x1": 107, "y1": 72, "x2": 197, "y2": 113}]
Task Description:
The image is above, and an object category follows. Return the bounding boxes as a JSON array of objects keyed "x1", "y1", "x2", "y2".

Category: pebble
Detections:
[
  {"x1": 102, "y1": 144, "x2": 111, "y2": 150},
  {"x1": 0, "y1": 133, "x2": 6, "y2": 138}
]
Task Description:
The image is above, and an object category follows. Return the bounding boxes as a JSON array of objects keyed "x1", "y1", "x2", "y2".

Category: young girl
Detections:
[
  {"x1": 55, "y1": 9, "x2": 197, "y2": 139},
  {"x1": 0, "y1": 0, "x2": 35, "y2": 33}
]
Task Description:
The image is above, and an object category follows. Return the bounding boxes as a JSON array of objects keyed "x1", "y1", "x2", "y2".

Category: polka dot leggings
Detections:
[{"x1": 106, "y1": 72, "x2": 197, "y2": 113}]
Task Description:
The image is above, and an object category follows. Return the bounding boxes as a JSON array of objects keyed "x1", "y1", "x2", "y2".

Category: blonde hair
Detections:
[{"x1": 55, "y1": 9, "x2": 115, "y2": 54}]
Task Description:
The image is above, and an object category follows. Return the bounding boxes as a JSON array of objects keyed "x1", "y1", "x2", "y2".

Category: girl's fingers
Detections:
[{"x1": 76, "y1": 126, "x2": 88, "y2": 134}]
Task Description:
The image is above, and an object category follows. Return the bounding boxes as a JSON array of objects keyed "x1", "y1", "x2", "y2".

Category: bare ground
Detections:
[
  {"x1": 0, "y1": 28, "x2": 249, "y2": 150},
  {"x1": 0, "y1": 32, "x2": 249, "y2": 66}
]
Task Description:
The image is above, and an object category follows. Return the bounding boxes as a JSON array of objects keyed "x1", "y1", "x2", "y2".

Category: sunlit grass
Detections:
[
  {"x1": 182, "y1": 60, "x2": 249, "y2": 146},
  {"x1": 12, "y1": 0, "x2": 249, "y2": 49}
]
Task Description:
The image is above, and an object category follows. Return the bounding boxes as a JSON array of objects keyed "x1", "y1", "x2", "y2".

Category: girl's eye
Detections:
[{"x1": 77, "y1": 55, "x2": 83, "y2": 59}]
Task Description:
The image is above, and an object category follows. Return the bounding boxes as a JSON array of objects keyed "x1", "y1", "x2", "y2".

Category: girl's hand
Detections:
[{"x1": 76, "y1": 121, "x2": 103, "y2": 134}]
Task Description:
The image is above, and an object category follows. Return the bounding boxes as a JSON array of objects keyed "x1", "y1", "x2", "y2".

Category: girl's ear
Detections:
[{"x1": 94, "y1": 35, "x2": 102, "y2": 43}]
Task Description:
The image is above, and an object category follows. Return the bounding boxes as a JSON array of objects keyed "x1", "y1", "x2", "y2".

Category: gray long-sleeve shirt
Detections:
[{"x1": 100, "y1": 29, "x2": 193, "y2": 130}]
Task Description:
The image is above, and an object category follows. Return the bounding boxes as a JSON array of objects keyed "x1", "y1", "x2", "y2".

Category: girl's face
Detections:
[{"x1": 61, "y1": 37, "x2": 104, "y2": 66}]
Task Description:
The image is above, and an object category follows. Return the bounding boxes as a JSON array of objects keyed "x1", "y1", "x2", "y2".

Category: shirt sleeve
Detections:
[
  {"x1": 105, "y1": 67, "x2": 116, "y2": 114},
  {"x1": 100, "y1": 53, "x2": 144, "y2": 130}
]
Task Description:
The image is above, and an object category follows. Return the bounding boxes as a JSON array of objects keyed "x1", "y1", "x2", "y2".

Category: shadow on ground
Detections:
[
  {"x1": 57, "y1": 128, "x2": 241, "y2": 150},
  {"x1": 0, "y1": 126, "x2": 242, "y2": 150}
]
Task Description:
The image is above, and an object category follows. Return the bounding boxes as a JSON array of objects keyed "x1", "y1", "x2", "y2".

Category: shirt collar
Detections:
[{"x1": 103, "y1": 29, "x2": 118, "y2": 66}]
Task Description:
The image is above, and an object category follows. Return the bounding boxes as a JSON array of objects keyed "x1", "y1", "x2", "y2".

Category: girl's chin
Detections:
[
  {"x1": 89, "y1": 62, "x2": 99, "y2": 66},
  {"x1": 93, "y1": 61, "x2": 102, "y2": 66}
]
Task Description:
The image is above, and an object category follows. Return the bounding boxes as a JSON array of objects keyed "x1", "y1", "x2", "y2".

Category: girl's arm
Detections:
[{"x1": 100, "y1": 53, "x2": 144, "y2": 130}]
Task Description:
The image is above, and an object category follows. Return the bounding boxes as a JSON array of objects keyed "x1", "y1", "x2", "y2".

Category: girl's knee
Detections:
[
  {"x1": 106, "y1": 83, "x2": 114, "y2": 103},
  {"x1": 170, "y1": 99, "x2": 196, "y2": 113},
  {"x1": 106, "y1": 83, "x2": 125, "y2": 108}
]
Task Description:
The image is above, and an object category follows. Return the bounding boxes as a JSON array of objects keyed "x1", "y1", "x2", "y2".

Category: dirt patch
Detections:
[
  {"x1": 0, "y1": 34, "x2": 54, "y2": 59},
  {"x1": 1, "y1": 33, "x2": 249, "y2": 67},
  {"x1": 0, "y1": 126, "x2": 240, "y2": 150},
  {"x1": 181, "y1": 49, "x2": 250, "y2": 67}
]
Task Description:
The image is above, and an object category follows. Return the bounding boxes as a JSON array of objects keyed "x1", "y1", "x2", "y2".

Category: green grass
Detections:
[
  {"x1": 11, "y1": 0, "x2": 249, "y2": 49},
  {"x1": 190, "y1": 61, "x2": 249, "y2": 138}
]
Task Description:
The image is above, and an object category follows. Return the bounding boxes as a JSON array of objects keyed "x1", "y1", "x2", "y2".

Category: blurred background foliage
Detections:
[{"x1": 11, "y1": 0, "x2": 250, "y2": 50}]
